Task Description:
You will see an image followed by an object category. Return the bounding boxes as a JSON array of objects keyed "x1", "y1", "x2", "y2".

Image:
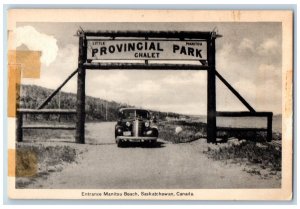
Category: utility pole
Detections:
[
  {"x1": 105, "y1": 101, "x2": 108, "y2": 121},
  {"x1": 58, "y1": 91, "x2": 61, "y2": 122},
  {"x1": 58, "y1": 91, "x2": 61, "y2": 109}
]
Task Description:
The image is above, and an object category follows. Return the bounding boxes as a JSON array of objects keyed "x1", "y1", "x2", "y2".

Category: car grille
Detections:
[{"x1": 132, "y1": 120, "x2": 142, "y2": 137}]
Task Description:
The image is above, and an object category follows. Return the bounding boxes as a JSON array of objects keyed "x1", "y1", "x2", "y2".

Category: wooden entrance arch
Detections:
[{"x1": 20, "y1": 30, "x2": 272, "y2": 144}]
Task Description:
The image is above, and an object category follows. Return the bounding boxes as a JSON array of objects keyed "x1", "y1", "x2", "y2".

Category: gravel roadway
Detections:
[{"x1": 29, "y1": 122, "x2": 280, "y2": 189}]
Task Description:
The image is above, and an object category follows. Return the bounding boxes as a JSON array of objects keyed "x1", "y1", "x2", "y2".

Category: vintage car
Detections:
[{"x1": 115, "y1": 108, "x2": 158, "y2": 147}]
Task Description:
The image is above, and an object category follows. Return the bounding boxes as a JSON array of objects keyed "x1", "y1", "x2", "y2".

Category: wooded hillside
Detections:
[{"x1": 19, "y1": 85, "x2": 183, "y2": 121}]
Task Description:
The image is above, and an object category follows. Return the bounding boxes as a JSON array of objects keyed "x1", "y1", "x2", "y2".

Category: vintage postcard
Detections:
[{"x1": 7, "y1": 9, "x2": 293, "y2": 200}]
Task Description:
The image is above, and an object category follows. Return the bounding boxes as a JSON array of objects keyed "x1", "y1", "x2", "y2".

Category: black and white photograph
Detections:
[{"x1": 7, "y1": 9, "x2": 293, "y2": 200}]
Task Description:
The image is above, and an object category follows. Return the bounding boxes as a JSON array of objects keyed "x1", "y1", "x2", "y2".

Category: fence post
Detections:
[
  {"x1": 16, "y1": 111, "x2": 23, "y2": 142},
  {"x1": 75, "y1": 32, "x2": 86, "y2": 144},
  {"x1": 207, "y1": 33, "x2": 217, "y2": 143},
  {"x1": 267, "y1": 113, "x2": 273, "y2": 142}
]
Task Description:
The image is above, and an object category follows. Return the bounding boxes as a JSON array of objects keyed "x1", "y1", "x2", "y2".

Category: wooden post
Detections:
[
  {"x1": 207, "y1": 34, "x2": 217, "y2": 143},
  {"x1": 267, "y1": 113, "x2": 273, "y2": 142},
  {"x1": 16, "y1": 111, "x2": 23, "y2": 142},
  {"x1": 75, "y1": 33, "x2": 86, "y2": 144}
]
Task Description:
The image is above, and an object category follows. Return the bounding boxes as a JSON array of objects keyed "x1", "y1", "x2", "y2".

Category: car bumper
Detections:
[{"x1": 116, "y1": 136, "x2": 157, "y2": 142}]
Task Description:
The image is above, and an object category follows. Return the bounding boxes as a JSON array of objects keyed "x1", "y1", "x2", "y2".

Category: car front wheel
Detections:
[{"x1": 117, "y1": 139, "x2": 124, "y2": 147}]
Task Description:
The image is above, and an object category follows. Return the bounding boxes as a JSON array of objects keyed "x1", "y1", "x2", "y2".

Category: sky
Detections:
[{"x1": 11, "y1": 22, "x2": 282, "y2": 115}]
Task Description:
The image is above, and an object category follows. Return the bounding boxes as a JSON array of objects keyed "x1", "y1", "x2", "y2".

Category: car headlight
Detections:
[
  {"x1": 145, "y1": 121, "x2": 150, "y2": 127},
  {"x1": 126, "y1": 121, "x2": 131, "y2": 127}
]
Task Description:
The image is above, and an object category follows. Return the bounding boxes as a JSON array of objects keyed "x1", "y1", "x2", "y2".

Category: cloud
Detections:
[
  {"x1": 238, "y1": 38, "x2": 255, "y2": 52},
  {"x1": 257, "y1": 37, "x2": 279, "y2": 55},
  {"x1": 218, "y1": 42, "x2": 233, "y2": 57},
  {"x1": 258, "y1": 64, "x2": 278, "y2": 75},
  {"x1": 21, "y1": 44, "x2": 78, "y2": 93},
  {"x1": 216, "y1": 42, "x2": 236, "y2": 73},
  {"x1": 216, "y1": 64, "x2": 281, "y2": 113},
  {"x1": 257, "y1": 63, "x2": 281, "y2": 84},
  {"x1": 13, "y1": 26, "x2": 58, "y2": 66}
]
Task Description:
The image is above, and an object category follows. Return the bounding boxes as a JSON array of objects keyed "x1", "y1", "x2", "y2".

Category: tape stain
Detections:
[
  {"x1": 7, "y1": 64, "x2": 21, "y2": 117},
  {"x1": 8, "y1": 50, "x2": 41, "y2": 117},
  {"x1": 8, "y1": 149, "x2": 38, "y2": 177},
  {"x1": 232, "y1": 11, "x2": 241, "y2": 21},
  {"x1": 8, "y1": 149, "x2": 16, "y2": 177},
  {"x1": 9, "y1": 50, "x2": 42, "y2": 78}
]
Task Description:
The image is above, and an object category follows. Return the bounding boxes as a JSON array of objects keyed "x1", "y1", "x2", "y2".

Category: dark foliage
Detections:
[{"x1": 19, "y1": 84, "x2": 183, "y2": 122}]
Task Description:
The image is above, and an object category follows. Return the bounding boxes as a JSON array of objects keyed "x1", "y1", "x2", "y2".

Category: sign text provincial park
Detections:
[{"x1": 87, "y1": 40, "x2": 207, "y2": 60}]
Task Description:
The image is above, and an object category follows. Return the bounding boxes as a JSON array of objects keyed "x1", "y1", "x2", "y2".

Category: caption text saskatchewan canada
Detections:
[{"x1": 81, "y1": 191, "x2": 194, "y2": 197}]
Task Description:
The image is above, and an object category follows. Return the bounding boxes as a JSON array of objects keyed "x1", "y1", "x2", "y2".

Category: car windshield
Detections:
[{"x1": 121, "y1": 109, "x2": 149, "y2": 119}]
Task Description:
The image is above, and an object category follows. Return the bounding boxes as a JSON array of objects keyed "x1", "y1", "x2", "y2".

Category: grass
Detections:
[
  {"x1": 158, "y1": 120, "x2": 282, "y2": 179},
  {"x1": 158, "y1": 120, "x2": 282, "y2": 143},
  {"x1": 23, "y1": 124, "x2": 75, "y2": 142},
  {"x1": 205, "y1": 140, "x2": 281, "y2": 170},
  {"x1": 217, "y1": 129, "x2": 282, "y2": 141},
  {"x1": 204, "y1": 139, "x2": 282, "y2": 178},
  {"x1": 16, "y1": 126, "x2": 79, "y2": 188},
  {"x1": 16, "y1": 143, "x2": 78, "y2": 188},
  {"x1": 158, "y1": 120, "x2": 206, "y2": 143}
]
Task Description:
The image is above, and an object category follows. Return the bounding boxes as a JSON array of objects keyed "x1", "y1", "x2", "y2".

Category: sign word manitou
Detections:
[{"x1": 24, "y1": 30, "x2": 273, "y2": 145}]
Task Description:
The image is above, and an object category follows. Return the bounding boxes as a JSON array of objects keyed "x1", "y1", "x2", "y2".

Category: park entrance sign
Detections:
[
  {"x1": 77, "y1": 30, "x2": 220, "y2": 144},
  {"x1": 87, "y1": 40, "x2": 207, "y2": 60}
]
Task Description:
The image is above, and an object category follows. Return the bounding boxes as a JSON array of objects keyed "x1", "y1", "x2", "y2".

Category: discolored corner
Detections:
[
  {"x1": 7, "y1": 64, "x2": 21, "y2": 118},
  {"x1": 8, "y1": 149, "x2": 38, "y2": 177}
]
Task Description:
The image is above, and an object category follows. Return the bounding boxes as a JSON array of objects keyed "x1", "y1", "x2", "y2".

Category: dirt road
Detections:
[{"x1": 29, "y1": 122, "x2": 280, "y2": 189}]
